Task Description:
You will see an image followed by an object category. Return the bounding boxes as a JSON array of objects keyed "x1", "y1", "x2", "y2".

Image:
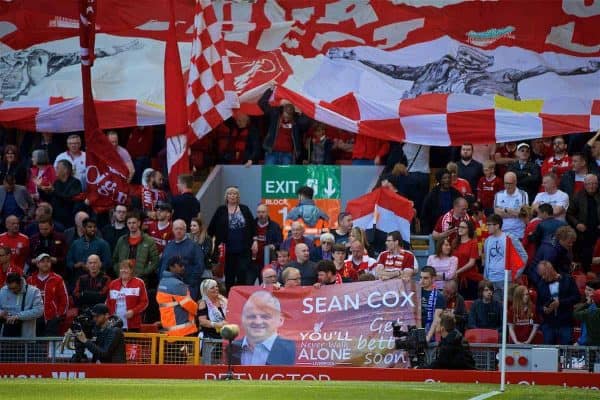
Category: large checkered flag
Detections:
[{"x1": 187, "y1": 0, "x2": 238, "y2": 141}]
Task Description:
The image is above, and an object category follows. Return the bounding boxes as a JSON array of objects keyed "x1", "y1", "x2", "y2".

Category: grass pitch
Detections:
[{"x1": 1, "y1": 379, "x2": 599, "y2": 400}]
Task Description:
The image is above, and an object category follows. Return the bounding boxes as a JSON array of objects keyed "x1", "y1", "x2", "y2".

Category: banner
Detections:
[
  {"x1": 227, "y1": 279, "x2": 419, "y2": 367},
  {"x1": 0, "y1": 1, "x2": 598, "y2": 142}
]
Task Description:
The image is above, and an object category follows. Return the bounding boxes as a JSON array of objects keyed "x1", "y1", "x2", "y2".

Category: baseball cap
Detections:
[
  {"x1": 35, "y1": 253, "x2": 51, "y2": 263},
  {"x1": 155, "y1": 201, "x2": 172, "y2": 211},
  {"x1": 516, "y1": 142, "x2": 530, "y2": 151},
  {"x1": 90, "y1": 303, "x2": 110, "y2": 316}
]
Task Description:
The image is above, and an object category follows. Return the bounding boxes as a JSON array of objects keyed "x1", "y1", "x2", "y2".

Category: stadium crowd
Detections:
[{"x1": 1, "y1": 93, "x2": 600, "y2": 356}]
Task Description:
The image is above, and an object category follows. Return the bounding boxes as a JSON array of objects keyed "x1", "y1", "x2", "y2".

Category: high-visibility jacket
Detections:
[{"x1": 156, "y1": 271, "x2": 198, "y2": 336}]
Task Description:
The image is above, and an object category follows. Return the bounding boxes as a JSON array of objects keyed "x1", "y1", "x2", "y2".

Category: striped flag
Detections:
[
  {"x1": 186, "y1": 0, "x2": 238, "y2": 141},
  {"x1": 345, "y1": 187, "x2": 415, "y2": 243}
]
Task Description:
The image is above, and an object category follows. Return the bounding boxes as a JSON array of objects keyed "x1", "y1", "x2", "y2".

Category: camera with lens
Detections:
[
  {"x1": 71, "y1": 310, "x2": 95, "y2": 338},
  {"x1": 392, "y1": 322, "x2": 428, "y2": 368},
  {"x1": 62, "y1": 310, "x2": 96, "y2": 362}
]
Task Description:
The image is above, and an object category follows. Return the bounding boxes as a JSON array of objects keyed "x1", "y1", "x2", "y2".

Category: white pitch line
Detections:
[{"x1": 468, "y1": 390, "x2": 502, "y2": 400}]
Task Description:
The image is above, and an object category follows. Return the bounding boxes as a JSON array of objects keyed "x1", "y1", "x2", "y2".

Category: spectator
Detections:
[
  {"x1": 527, "y1": 225, "x2": 577, "y2": 276},
  {"x1": 567, "y1": 174, "x2": 600, "y2": 273},
  {"x1": 107, "y1": 260, "x2": 149, "y2": 333},
  {"x1": 251, "y1": 204, "x2": 283, "y2": 283},
  {"x1": 530, "y1": 138, "x2": 552, "y2": 167},
  {"x1": 574, "y1": 280, "x2": 600, "y2": 346},
  {"x1": 0, "y1": 215, "x2": 29, "y2": 270},
  {"x1": 33, "y1": 132, "x2": 61, "y2": 165},
  {"x1": 349, "y1": 227, "x2": 373, "y2": 256},
  {"x1": 584, "y1": 129, "x2": 600, "y2": 174},
  {"x1": 541, "y1": 135, "x2": 572, "y2": 181},
  {"x1": 457, "y1": 143, "x2": 483, "y2": 198},
  {"x1": 0, "y1": 175, "x2": 34, "y2": 224},
  {"x1": 73, "y1": 254, "x2": 110, "y2": 311},
  {"x1": 29, "y1": 216, "x2": 67, "y2": 277},
  {"x1": 532, "y1": 173, "x2": 569, "y2": 221},
  {"x1": 531, "y1": 261, "x2": 579, "y2": 345},
  {"x1": 259, "y1": 88, "x2": 311, "y2": 165},
  {"x1": 332, "y1": 244, "x2": 351, "y2": 282},
  {"x1": 144, "y1": 201, "x2": 174, "y2": 255},
  {"x1": 64, "y1": 211, "x2": 93, "y2": 247},
  {"x1": 23, "y1": 202, "x2": 65, "y2": 237},
  {"x1": 314, "y1": 260, "x2": 341, "y2": 287},
  {"x1": 51, "y1": 159, "x2": 83, "y2": 228},
  {"x1": 140, "y1": 169, "x2": 167, "y2": 221},
  {"x1": 560, "y1": 152, "x2": 591, "y2": 195},
  {"x1": 424, "y1": 314, "x2": 475, "y2": 370},
  {"x1": 27, "y1": 149, "x2": 56, "y2": 201},
  {"x1": 172, "y1": 174, "x2": 201, "y2": 227},
  {"x1": 421, "y1": 169, "x2": 461, "y2": 234},
  {"x1": 508, "y1": 285, "x2": 540, "y2": 344},
  {"x1": 432, "y1": 197, "x2": 470, "y2": 243},
  {"x1": 447, "y1": 161, "x2": 472, "y2": 199},
  {"x1": 0, "y1": 144, "x2": 27, "y2": 186},
  {"x1": 404, "y1": 143, "x2": 431, "y2": 222},
  {"x1": 467, "y1": 280, "x2": 502, "y2": 332},
  {"x1": 207, "y1": 186, "x2": 256, "y2": 292},
  {"x1": 261, "y1": 267, "x2": 280, "y2": 289},
  {"x1": 494, "y1": 172, "x2": 529, "y2": 239},
  {"x1": 427, "y1": 238, "x2": 458, "y2": 290},
  {"x1": 66, "y1": 217, "x2": 111, "y2": 290},
  {"x1": 310, "y1": 232, "x2": 334, "y2": 262},
  {"x1": 188, "y1": 215, "x2": 213, "y2": 277},
  {"x1": 159, "y1": 220, "x2": 204, "y2": 300},
  {"x1": 75, "y1": 303, "x2": 125, "y2": 363},
  {"x1": 477, "y1": 160, "x2": 503, "y2": 215},
  {"x1": 351, "y1": 135, "x2": 389, "y2": 166},
  {"x1": 344, "y1": 240, "x2": 377, "y2": 281},
  {"x1": 156, "y1": 257, "x2": 198, "y2": 337},
  {"x1": 281, "y1": 266, "x2": 302, "y2": 288},
  {"x1": 106, "y1": 131, "x2": 135, "y2": 182},
  {"x1": 528, "y1": 203, "x2": 566, "y2": 246},
  {"x1": 26, "y1": 253, "x2": 68, "y2": 336},
  {"x1": 0, "y1": 246, "x2": 22, "y2": 288},
  {"x1": 280, "y1": 221, "x2": 314, "y2": 261},
  {"x1": 269, "y1": 249, "x2": 289, "y2": 282},
  {"x1": 454, "y1": 220, "x2": 481, "y2": 300},
  {"x1": 494, "y1": 141, "x2": 518, "y2": 178},
  {"x1": 482, "y1": 214, "x2": 527, "y2": 302},
  {"x1": 218, "y1": 113, "x2": 261, "y2": 166},
  {"x1": 197, "y1": 278, "x2": 228, "y2": 340},
  {"x1": 0, "y1": 273, "x2": 43, "y2": 337},
  {"x1": 286, "y1": 243, "x2": 317, "y2": 286},
  {"x1": 53, "y1": 134, "x2": 86, "y2": 187},
  {"x1": 305, "y1": 122, "x2": 333, "y2": 165},
  {"x1": 507, "y1": 142, "x2": 540, "y2": 202},
  {"x1": 331, "y1": 212, "x2": 353, "y2": 247},
  {"x1": 113, "y1": 212, "x2": 158, "y2": 289},
  {"x1": 420, "y1": 266, "x2": 445, "y2": 342},
  {"x1": 375, "y1": 231, "x2": 417, "y2": 280},
  {"x1": 287, "y1": 186, "x2": 329, "y2": 230},
  {"x1": 442, "y1": 280, "x2": 468, "y2": 333},
  {"x1": 101, "y1": 204, "x2": 129, "y2": 254}
]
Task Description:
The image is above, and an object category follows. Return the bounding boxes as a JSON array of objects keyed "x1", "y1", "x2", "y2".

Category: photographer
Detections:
[
  {"x1": 425, "y1": 314, "x2": 476, "y2": 370},
  {"x1": 75, "y1": 303, "x2": 125, "y2": 363}
]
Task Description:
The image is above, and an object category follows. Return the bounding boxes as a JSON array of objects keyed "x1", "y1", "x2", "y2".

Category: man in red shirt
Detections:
[
  {"x1": 144, "y1": 201, "x2": 173, "y2": 255},
  {"x1": 375, "y1": 231, "x2": 417, "y2": 280},
  {"x1": 541, "y1": 136, "x2": 571, "y2": 181},
  {"x1": 432, "y1": 197, "x2": 471, "y2": 244},
  {"x1": 0, "y1": 215, "x2": 29, "y2": 270},
  {"x1": 26, "y1": 253, "x2": 68, "y2": 336},
  {"x1": 343, "y1": 241, "x2": 376, "y2": 280},
  {"x1": 0, "y1": 245, "x2": 22, "y2": 287},
  {"x1": 494, "y1": 142, "x2": 518, "y2": 178},
  {"x1": 280, "y1": 221, "x2": 314, "y2": 261}
]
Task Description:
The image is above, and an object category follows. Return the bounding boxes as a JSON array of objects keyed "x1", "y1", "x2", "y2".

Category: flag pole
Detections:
[{"x1": 500, "y1": 268, "x2": 509, "y2": 392}]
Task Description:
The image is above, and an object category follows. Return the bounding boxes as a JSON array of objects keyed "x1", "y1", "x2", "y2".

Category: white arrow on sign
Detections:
[{"x1": 323, "y1": 178, "x2": 336, "y2": 197}]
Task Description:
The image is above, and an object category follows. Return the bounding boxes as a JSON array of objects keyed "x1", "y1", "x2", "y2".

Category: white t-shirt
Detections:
[
  {"x1": 533, "y1": 190, "x2": 569, "y2": 220},
  {"x1": 54, "y1": 151, "x2": 87, "y2": 187},
  {"x1": 494, "y1": 189, "x2": 529, "y2": 238},
  {"x1": 114, "y1": 289, "x2": 128, "y2": 329},
  {"x1": 403, "y1": 143, "x2": 430, "y2": 174}
]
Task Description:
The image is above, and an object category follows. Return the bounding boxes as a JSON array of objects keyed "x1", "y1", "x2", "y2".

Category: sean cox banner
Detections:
[{"x1": 227, "y1": 279, "x2": 420, "y2": 368}]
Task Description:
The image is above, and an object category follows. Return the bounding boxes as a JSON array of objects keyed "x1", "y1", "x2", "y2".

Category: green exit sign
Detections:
[{"x1": 261, "y1": 165, "x2": 341, "y2": 199}]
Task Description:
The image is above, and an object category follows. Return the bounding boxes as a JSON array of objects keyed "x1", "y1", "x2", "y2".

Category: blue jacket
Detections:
[
  {"x1": 531, "y1": 272, "x2": 579, "y2": 328},
  {"x1": 159, "y1": 238, "x2": 205, "y2": 300},
  {"x1": 0, "y1": 279, "x2": 43, "y2": 337},
  {"x1": 526, "y1": 239, "x2": 572, "y2": 278},
  {"x1": 287, "y1": 199, "x2": 329, "y2": 228},
  {"x1": 66, "y1": 235, "x2": 111, "y2": 287}
]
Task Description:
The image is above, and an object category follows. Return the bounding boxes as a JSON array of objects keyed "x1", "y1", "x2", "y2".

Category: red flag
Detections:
[
  {"x1": 505, "y1": 235, "x2": 526, "y2": 280},
  {"x1": 79, "y1": 0, "x2": 129, "y2": 213},
  {"x1": 165, "y1": 0, "x2": 190, "y2": 193}
]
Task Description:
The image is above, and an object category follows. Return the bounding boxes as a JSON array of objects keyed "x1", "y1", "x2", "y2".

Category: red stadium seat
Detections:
[
  {"x1": 464, "y1": 328, "x2": 499, "y2": 344},
  {"x1": 140, "y1": 323, "x2": 159, "y2": 334},
  {"x1": 464, "y1": 300, "x2": 474, "y2": 312}
]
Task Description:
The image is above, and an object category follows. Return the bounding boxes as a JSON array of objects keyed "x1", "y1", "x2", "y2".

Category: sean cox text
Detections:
[{"x1": 301, "y1": 290, "x2": 415, "y2": 314}]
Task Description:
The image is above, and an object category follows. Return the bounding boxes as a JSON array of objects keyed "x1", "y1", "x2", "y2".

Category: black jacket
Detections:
[
  {"x1": 84, "y1": 325, "x2": 125, "y2": 363},
  {"x1": 531, "y1": 273, "x2": 579, "y2": 328},
  {"x1": 172, "y1": 192, "x2": 201, "y2": 228},
  {"x1": 208, "y1": 204, "x2": 256, "y2": 255},
  {"x1": 231, "y1": 336, "x2": 296, "y2": 365},
  {"x1": 426, "y1": 330, "x2": 476, "y2": 370},
  {"x1": 566, "y1": 189, "x2": 600, "y2": 235},
  {"x1": 255, "y1": 218, "x2": 283, "y2": 249}
]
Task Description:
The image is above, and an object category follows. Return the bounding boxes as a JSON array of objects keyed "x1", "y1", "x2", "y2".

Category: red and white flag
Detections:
[
  {"x1": 505, "y1": 236, "x2": 526, "y2": 280},
  {"x1": 164, "y1": 0, "x2": 190, "y2": 193},
  {"x1": 345, "y1": 188, "x2": 415, "y2": 243},
  {"x1": 79, "y1": 0, "x2": 129, "y2": 213},
  {"x1": 186, "y1": 0, "x2": 238, "y2": 141}
]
